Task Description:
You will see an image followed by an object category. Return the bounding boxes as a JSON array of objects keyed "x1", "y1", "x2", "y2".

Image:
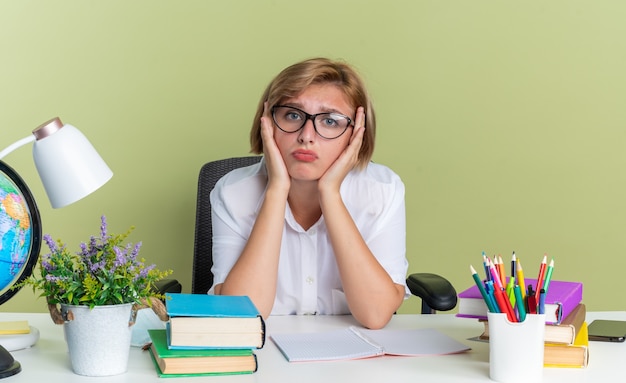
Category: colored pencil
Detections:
[
  {"x1": 470, "y1": 265, "x2": 497, "y2": 313},
  {"x1": 543, "y1": 258, "x2": 555, "y2": 293},
  {"x1": 516, "y1": 257, "x2": 526, "y2": 300},
  {"x1": 535, "y1": 254, "x2": 547, "y2": 301}
]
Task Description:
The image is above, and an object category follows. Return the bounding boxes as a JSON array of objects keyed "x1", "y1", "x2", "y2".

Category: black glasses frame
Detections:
[{"x1": 271, "y1": 105, "x2": 353, "y2": 139}]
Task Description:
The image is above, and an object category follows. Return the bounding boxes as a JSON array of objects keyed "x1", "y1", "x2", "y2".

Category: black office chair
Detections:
[{"x1": 189, "y1": 156, "x2": 457, "y2": 314}]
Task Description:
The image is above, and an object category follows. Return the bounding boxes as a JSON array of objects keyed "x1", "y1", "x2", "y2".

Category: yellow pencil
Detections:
[{"x1": 516, "y1": 257, "x2": 526, "y2": 299}]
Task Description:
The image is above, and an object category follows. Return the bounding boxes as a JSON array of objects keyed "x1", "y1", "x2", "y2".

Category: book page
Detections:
[
  {"x1": 358, "y1": 328, "x2": 471, "y2": 356},
  {"x1": 271, "y1": 326, "x2": 470, "y2": 362},
  {"x1": 271, "y1": 327, "x2": 382, "y2": 362}
]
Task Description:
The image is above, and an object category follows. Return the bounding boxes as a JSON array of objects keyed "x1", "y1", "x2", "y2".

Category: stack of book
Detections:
[
  {"x1": 146, "y1": 293, "x2": 265, "y2": 377},
  {"x1": 458, "y1": 280, "x2": 589, "y2": 368}
]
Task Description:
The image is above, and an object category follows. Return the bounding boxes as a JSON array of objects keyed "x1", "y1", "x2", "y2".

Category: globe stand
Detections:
[
  {"x1": 0, "y1": 346, "x2": 20, "y2": 379},
  {"x1": 0, "y1": 327, "x2": 40, "y2": 379}
]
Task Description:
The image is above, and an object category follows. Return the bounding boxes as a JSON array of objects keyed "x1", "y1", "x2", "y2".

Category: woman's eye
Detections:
[
  {"x1": 285, "y1": 111, "x2": 303, "y2": 121},
  {"x1": 322, "y1": 118, "x2": 339, "y2": 127}
]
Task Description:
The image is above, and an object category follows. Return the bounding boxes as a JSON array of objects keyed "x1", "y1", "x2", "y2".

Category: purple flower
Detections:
[
  {"x1": 40, "y1": 257, "x2": 55, "y2": 272},
  {"x1": 114, "y1": 247, "x2": 127, "y2": 268},
  {"x1": 90, "y1": 259, "x2": 106, "y2": 273},
  {"x1": 44, "y1": 275, "x2": 62, "y2": 283},
  {"x1": 129, "y1": 242, "x2": 142, "y2": 261},
  {"x1": 100, "y1": 215, "x2": 108, "y2": 241},
  {"x1": 43, "y1": 234, "x2": 57, "y2": 253},
  {"x1": 133, "y1": 264, "x2": 155, "y2": 282}
]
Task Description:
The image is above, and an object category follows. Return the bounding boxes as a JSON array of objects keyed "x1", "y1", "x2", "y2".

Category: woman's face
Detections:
[{"x1": 273, "y1": 83, "x2": 354, "y2": 182}]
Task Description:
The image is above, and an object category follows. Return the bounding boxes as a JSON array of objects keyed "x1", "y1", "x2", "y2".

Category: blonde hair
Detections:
[{"x1": 250, "y1": 58, "x2": 375, "y2": 169}]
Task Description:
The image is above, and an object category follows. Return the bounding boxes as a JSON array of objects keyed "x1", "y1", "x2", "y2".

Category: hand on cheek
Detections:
[
  {"x1": 261, "y1": 102, "x2": 290, "y2": 189},
  {"x1": 319, "y1": 107, "x2": 366, "y2": 191}
]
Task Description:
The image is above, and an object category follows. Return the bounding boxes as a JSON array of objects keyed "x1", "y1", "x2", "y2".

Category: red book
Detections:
[{"x1": 456, "y1": 279, "x2": 582, "y2": 324}]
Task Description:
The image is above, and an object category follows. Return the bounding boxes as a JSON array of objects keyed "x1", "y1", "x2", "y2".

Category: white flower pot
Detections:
[{"x1": 61, "y1": 303, "x2": 134, "y2": 376}]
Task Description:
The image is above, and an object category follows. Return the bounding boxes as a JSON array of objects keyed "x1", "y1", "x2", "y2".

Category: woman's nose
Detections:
[{"x1": 298, "y1": 119, "x2": 316, "y2": 142}]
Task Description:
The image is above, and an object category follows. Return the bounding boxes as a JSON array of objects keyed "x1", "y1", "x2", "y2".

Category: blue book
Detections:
[
  {"x1": 165, "y1": 293, "x2": 265, "y2": 349},
  {"x1": 165, "y1": 293, "x2": 260, "y2": 317}
]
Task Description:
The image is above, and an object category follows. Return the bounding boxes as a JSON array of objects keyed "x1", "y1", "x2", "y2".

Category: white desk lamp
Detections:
[
  {"x1": 0, "y1": 117, "x2": 113, "y2": 208},
  {"x1": 0, "y1": 117, "x2": 112, "y2": 378}
]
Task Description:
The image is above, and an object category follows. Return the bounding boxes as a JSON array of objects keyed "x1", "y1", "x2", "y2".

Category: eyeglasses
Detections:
[{"x1": 271, "y1": 105, "x2": 353, "y2": 139}]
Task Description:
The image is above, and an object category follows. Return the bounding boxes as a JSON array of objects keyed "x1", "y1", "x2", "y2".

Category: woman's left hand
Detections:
[{"x1": 318, "y1": 106, "x2": 366, "y2": 192}]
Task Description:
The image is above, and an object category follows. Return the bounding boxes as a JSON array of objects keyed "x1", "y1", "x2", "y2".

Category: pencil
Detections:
[
  {"x1": 538, "y1": 289, "x2": 546, "y2": 314},
  {"x1": 516, "y1": 257, "x2": 526, "y2": 300},
  {"x1": 543, "y1": 258, "x2": 555, "y2": 293},
  {"x1": 513, "y1": 284, "x2": 526, "y2": 322},
  {"x1": 493, "y1": 285, "x2": 517, "y2": 322},
  {"x1": 498, "y1": 254, "x2": 506, "y2": 286},
  {"x1": 488, "y1": 258, "x2": 504, "y2": 290},
  {"x1": 535, "y1": 254, "x2": 547, "y2": 301},
  {"x1": 510, "y1": 252, "x2": 516, "y2": 280},
  {"x1": 470, "y1": 265, "x2": 497, "y2": 313},
  {"x1": 485, "y1": 281, "x2": 500, "y2": 313},
  {"x1": 482, "y1": 252, "x2": 491, "y2": 282}
]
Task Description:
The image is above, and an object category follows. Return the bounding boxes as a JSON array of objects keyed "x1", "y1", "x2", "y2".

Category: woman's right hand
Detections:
[{"x1": 260, "y1": 102, "x2": 291, "y2": 192}]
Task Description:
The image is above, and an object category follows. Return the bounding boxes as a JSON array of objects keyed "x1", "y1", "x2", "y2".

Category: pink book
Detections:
[{"x1": 456, "y1": 279, "x2": 583, "y2": 324}]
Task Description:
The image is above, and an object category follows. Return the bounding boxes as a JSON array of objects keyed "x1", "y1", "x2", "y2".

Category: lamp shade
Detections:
[{"x1": 31, "y1": 118, "x2": 113, "y2": 208}]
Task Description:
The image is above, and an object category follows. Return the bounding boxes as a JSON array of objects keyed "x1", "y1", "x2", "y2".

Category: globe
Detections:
[{"x1": 0, "y1": 160, "x2": 41, "y2": 305}]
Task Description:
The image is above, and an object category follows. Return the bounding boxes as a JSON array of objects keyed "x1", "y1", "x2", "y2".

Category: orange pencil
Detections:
[{"x1": 498, "y1": 254, "x2": 507, "y2": 287}]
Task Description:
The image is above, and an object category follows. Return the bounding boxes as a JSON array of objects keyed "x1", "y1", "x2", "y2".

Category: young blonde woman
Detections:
[{"x1": 209, "y1": 58, "x2": 408, "y2": 329}]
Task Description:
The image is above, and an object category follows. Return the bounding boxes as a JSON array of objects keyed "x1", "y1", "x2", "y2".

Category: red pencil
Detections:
[
  {"x1": 535, "y1": 254, "x2": 547, "y2": 300},
  {"x1": 493, "y1": 286, "x2": 517, "y2": 322}
]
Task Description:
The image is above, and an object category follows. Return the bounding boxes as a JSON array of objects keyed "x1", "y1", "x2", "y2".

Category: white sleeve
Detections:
[
  {"x1": 208, "y1": 165, "x2": 266, "y2": 293},
  {"x1": 366, "y1": 175, "x2": 409, "y2": 297}
]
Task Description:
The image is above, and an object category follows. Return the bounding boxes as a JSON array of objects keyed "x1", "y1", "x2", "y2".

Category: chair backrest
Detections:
[{"x1": 192, "y1": 156, "x2": 262, "y2": 294}]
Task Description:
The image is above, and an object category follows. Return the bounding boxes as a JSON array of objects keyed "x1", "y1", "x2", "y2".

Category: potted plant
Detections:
[{"x1": 18, "y1": 215, "x2": 172, "y2": 376}]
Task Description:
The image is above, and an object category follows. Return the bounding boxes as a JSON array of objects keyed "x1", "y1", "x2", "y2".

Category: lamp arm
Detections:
[{"x1": 0, "y1": 135, "x2": 36, "y2": 160}]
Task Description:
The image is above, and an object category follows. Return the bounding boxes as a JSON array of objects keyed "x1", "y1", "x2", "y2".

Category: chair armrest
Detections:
[
  {"x1": 406, "y1": 273, "x2": 457, "y2": 313},
  {"x1": 153, "y1": 279, "x2": 182, "y2": 296}
]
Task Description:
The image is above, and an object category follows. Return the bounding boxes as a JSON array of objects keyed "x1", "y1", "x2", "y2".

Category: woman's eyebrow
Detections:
[{"x1": 281, "y1": 102, "x2": 348, "y2": 115}]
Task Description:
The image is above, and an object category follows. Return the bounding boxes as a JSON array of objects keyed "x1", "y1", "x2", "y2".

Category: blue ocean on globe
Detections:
[{"x1": 0, "y1": 172, "x2": 32, "y2": 292}]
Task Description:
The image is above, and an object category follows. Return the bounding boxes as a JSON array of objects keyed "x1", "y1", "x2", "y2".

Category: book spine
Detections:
[{"x1": 553, "y1": 283, "x2": 583, "y2": 325}]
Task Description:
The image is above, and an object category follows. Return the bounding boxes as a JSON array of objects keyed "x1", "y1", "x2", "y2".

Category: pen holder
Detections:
[{"x1": 488, "y1": 313, "x2": 545, "y2": 383}]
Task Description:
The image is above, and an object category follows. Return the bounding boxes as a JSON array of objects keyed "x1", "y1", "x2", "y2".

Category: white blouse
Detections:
[{"x1": 209, "y1": 158, "x2": 409, "y2": 315}]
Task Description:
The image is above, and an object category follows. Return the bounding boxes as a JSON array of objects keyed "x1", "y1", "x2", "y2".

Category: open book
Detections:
[{"x1": 270, "y1": 326, "x2": 470, "y2": 362}]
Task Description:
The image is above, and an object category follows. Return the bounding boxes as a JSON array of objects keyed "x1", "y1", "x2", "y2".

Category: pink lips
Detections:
[{"x1": 292, "y1": 149, "x2": 317, "y2": 162}]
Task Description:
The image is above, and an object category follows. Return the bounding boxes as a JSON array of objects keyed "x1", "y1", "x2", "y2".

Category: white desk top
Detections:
[{"x1": 1, "y1": 311, "x2": 624, "y2": 382}]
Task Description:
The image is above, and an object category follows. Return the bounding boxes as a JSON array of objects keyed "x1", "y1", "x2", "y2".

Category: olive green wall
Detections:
[{"x1": 2, "y1": 1, "x2": 625, "y2": 314}]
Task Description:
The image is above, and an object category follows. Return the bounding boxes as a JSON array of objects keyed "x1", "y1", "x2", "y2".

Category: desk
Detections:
[{"x1": 2, "y1": 311, "x2": 624, "y2": 382}]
